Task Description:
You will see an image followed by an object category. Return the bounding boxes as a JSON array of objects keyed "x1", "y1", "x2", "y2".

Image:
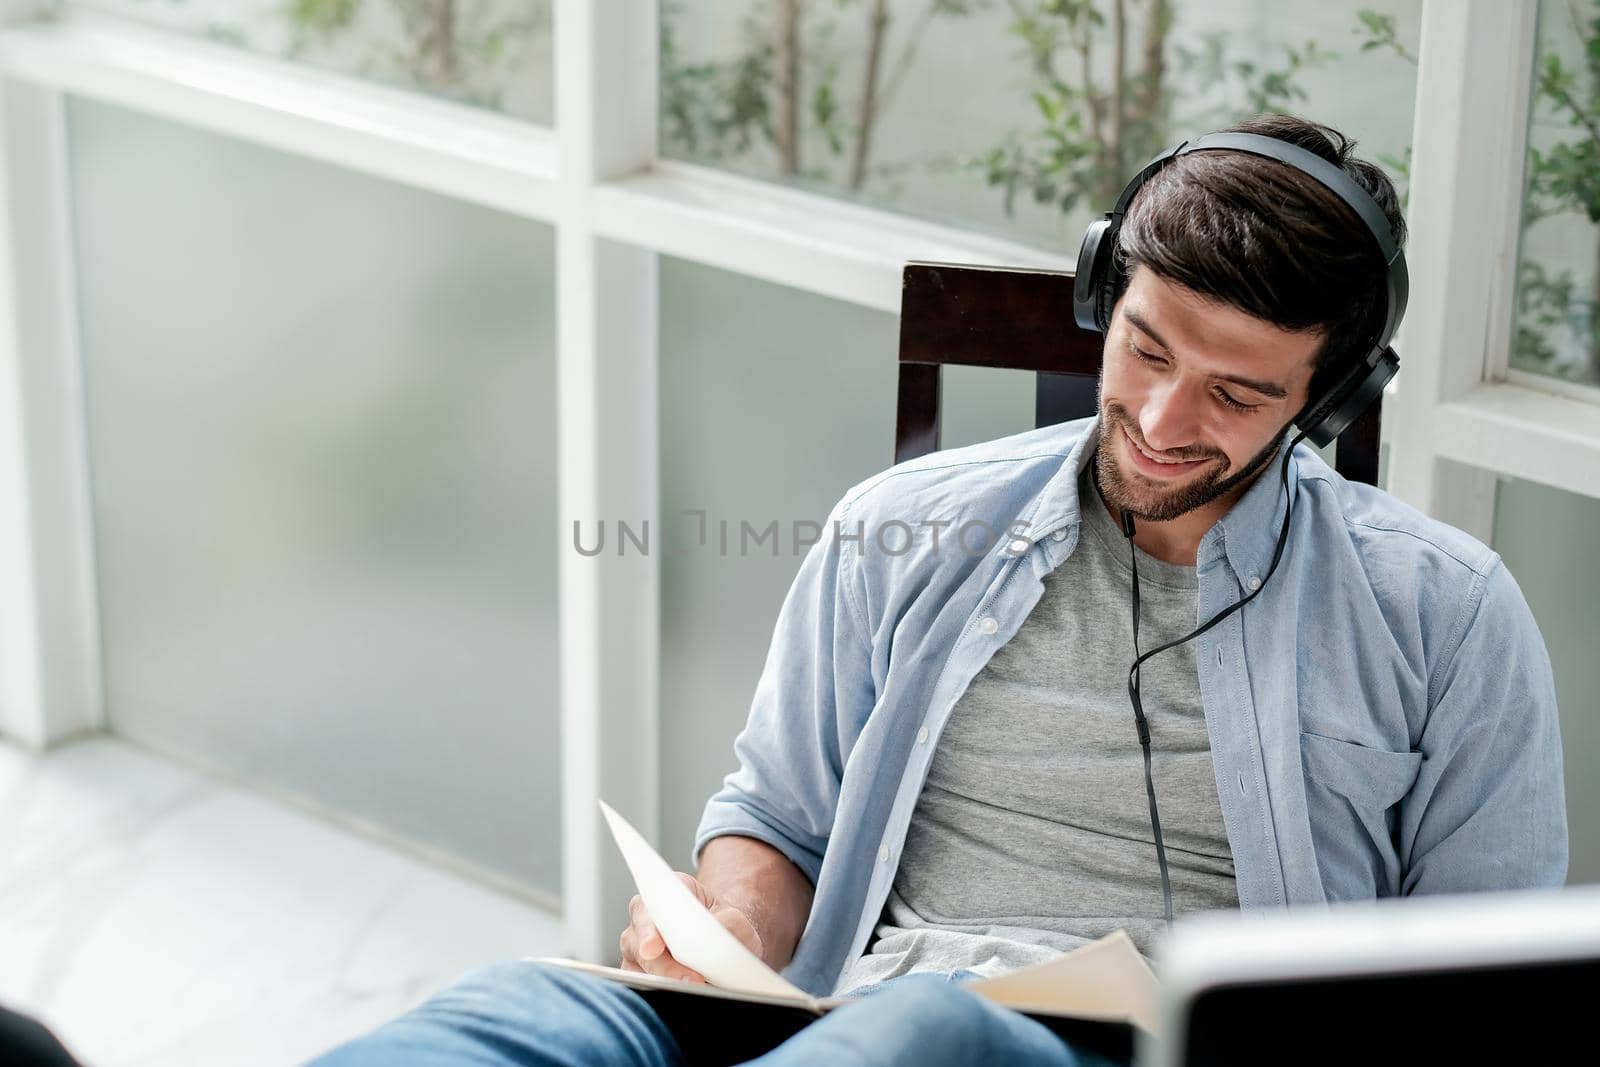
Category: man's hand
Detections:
[{"x1": 618, "y1": 872, "x2": 764, "y2": 984}]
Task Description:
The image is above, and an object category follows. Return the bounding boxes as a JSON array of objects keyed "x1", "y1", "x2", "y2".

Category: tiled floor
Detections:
[{"x1": 0, "y1": 735, "x2": 566, "y2": 1066}]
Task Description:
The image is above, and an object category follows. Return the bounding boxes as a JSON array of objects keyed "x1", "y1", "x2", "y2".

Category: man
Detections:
[{"x1": 310, "y1": 114, "x2": 1567, "y2": 1066}]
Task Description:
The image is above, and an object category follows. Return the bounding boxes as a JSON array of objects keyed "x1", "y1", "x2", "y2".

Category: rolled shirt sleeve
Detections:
[
  {"x1": 693, "y1": 494, "x2": 878, "y2": 885},
  {"x1": 1399, "y1": 559, "x2": 1569, "y2": 893}
]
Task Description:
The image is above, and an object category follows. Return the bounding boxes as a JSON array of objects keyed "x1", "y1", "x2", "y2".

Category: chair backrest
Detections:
[{"x1": 894, "y1": 262, "x2": 1382, "y2": 486}]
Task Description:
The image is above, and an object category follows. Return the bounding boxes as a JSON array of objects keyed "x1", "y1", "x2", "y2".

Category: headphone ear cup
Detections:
[
  {"x1": 1296, "y1": 347, "x2": 1399, "y2": 447},
  {"x1": 1073, "y1": 218, "x2": 1114, "y2": 333},
  {"x1": 1097, "y1": 244, "x2": 1125, "y2": 332}
]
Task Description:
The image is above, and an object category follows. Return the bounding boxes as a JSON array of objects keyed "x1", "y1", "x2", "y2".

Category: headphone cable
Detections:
[{"x1": 1105, "y1": 430, "x2": 1306, "y2": 926}]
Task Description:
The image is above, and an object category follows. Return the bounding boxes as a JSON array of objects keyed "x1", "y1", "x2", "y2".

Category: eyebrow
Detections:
[{"x1": 1123, "y1": 307, "x2": 1291, "y2": 400}]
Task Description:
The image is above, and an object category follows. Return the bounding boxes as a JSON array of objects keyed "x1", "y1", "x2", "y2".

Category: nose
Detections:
[{"x1": 1138, "y1": 378, "x2": 1203, "y2": 454}]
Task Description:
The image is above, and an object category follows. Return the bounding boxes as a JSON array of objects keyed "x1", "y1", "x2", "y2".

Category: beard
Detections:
[{"x1": 1096, "y1": 400, "x2": 1285, "y2": 522}]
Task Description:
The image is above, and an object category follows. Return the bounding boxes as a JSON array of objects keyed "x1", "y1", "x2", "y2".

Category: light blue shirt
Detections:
[{"x1": 694, "y1": 418, "x2": 1569, "y2": 997}]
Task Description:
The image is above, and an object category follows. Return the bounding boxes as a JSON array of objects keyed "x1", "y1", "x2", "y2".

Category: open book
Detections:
[{"x1": 535, "y1": 802, "x2": 1160, "y2": 1059}]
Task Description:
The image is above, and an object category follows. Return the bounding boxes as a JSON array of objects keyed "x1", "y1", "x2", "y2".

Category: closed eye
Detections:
[
  {"x1": 1130, "y1": 339, "x2": 1262, "y2": 413},
  {"x1": 1129, "y1": 341, "x2": 1167, "y2": 366},
  {"x1": 1213, "y1": 387, "x2": 1258, "y2": 413}
]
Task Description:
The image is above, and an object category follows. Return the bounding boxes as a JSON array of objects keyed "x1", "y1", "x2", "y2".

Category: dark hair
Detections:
[{"x1": 1115, "y1": 114, "x2": 1407, "y2": 385}]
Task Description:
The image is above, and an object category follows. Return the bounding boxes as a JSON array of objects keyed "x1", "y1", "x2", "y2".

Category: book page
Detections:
[
  {"x1": 536, "y1": 957, "x2": 826, "y2": 1015},
  {"x1": 599, "y1": 801, "x2": 810, "y2": 1002},
  {"x1": 969, "y1": 930, "x2": 1161, "y2": 1034}
]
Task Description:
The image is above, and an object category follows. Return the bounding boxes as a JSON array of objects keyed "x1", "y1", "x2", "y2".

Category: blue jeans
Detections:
[{"x1": 305, "y1": 961, "x2": 1126, "y2": 1067}]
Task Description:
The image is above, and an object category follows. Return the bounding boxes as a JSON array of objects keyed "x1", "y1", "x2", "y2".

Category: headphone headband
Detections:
[{"x1": 1117, "y1": 135, "x2": 1401, "y2": 259}]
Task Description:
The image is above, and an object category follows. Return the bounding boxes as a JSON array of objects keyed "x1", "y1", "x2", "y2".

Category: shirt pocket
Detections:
[{"x1": 1299, "y1": 731, "x2": 1424, "y2": 899}]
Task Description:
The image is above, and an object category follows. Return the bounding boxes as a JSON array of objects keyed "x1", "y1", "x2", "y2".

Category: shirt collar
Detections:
[
  {"x1": 1018, "y1": 418, "x2": 1099, "y2": 545},
  {"x1": 1203, "y1": 434, "x2": 1302, "y2": 582},
  {"x1": 1024, "y1": 421, "x2": 1303, "y2": 581}
]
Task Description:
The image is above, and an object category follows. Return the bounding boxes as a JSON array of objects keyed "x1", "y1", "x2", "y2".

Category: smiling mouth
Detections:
[{"x1": 1122, "y1": 426, "x2": 1211, "y2": 475}]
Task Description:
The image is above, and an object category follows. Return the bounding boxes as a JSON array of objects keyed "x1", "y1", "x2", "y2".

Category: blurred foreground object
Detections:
[
  {"x1": 1148, "y1": 884, "x2": 1600, "y2": 1066},
  {"x1": 0, "y1": 1004, "x2": 83, "y2": 1067}
]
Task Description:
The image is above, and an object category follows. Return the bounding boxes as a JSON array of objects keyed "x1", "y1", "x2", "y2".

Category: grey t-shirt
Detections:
[{"x1": 834, "y1": 475, "x2": 1239, "y2": 995}]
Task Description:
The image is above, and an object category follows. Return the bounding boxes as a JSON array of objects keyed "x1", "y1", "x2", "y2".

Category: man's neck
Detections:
[{"x1": 1093, "y1": 479, "x2": 1255, "y2": 567}]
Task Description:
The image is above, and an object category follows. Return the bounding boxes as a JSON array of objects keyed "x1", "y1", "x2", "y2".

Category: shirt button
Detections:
[
  {"x1": 1051, "y1": 528, "x2": 1069, "y2": 542},
  {"x1": 879, "y1": 844, "x2": 891, "y2": 863},
  {"x1": 1247, "y1": 575, "x2": 1262, "y2": 591},
  {"x1": 978, "y1": 616, "x2": 998, "y2": 635},
  {"x1": 916, "y1": 726, "x2": 929, "y2": 745}
]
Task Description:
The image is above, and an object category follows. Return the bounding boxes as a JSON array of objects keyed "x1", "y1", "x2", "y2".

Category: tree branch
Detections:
[
  {"x1": 1544, "y1": 74, "x2": 1600, "y2": 148},
  {"x1": 1076, "y1": 17, "x2": 1106, "y2": 198},
  {"x1": 1132, "y1": 0, "x2": 1170, "y2": 145},
  {"x1": 850, "y1": 0, "x2": 891, "y2": 190},
  {"x1": 776, "y1": 0, "x2": 801, "y2": 175},
  {"x1": 1111, "y1": 0, "x2": 1126, "y2": 179},
  {"x1": 875, "y1": 0, "x2": 943, "y2": 123},
  {"x1": 1007, "y1": 0, "x2": 1061, "y2": 81}
]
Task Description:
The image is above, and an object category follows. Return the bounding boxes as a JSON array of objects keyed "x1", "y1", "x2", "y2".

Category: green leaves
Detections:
[
  {"x1": 1526, "y1": 20, "x2": 1600, "y2": 228},
  {"x1": 1356, "y1": 9, "x2": 1391, "y2": 36},
  {"x1": 1354, "y1": 8, "x2": 1414, "y2": 63},
  {"x1": 1531, "y1": 140, "x2": 1600, "y2": 223},
  {"x1": 284, "y1": 0, "x2": 361, "y2": 58},
  {"x1": 813, "y1": 79, "x2": 845, "y2": 155},
  {"x1": 1513, "y1": 260, "x2": 1597, "y2": 377},
  {"x1": 660, "y1": 2, "x2": 777, "y2": 162},
  {"x1": 1241, "y1": 41, "x2": 1331, "y2": 113},
  {"x1": 1376, "y1": 146, "x2": 1411, "y2": 211},
  {"x1": 285, "y1": 0, "x2": 362, "y2": 39},
  {"x1": 280, "y1": 0, "x2": 541, "y2": 109},
  {"x1": 1514, "y1": 1, "x2": 1600, "y2": 382},
  {"x1": 1540, "y1": 52, "x2": 1577, "y2": 100}
]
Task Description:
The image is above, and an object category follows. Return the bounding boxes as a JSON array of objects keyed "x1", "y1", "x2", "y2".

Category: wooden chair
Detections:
[{"x1": 894, "y1": 262, "x2": 1383, "y2": 486}]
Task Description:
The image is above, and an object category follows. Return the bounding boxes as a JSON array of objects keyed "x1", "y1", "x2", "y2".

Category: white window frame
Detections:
[
  {"x1": 1, "y1": 0, "x2": 1593, "y2": 962},
  {"x1": 1386, "y1": 0, "x2": 1600, "y2": 542}
]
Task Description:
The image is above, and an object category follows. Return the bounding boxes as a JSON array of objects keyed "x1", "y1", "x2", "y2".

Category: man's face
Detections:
[{"x1": 1096, "y1": 267, "x2": 1323, "y2": 522}]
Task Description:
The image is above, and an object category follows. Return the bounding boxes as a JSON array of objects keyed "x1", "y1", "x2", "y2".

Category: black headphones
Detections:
[{"x1": 1071, "y1": 131, "x2": 1408, "y2": 447}]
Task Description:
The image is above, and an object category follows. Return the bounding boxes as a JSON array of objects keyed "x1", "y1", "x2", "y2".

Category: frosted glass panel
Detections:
[
  {"x1": 940, "y1": 364, "x2": 1037, "y2": 451},
  {"x1": 657, "y1": 258, "x2": 1045, "y2": 861},
  {"x1": 68, "y1": 97, "x2": 561, "y2": 898},
  {"x1": 1493, "y1": 477, "x2": 1600, "y2": 886}
]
